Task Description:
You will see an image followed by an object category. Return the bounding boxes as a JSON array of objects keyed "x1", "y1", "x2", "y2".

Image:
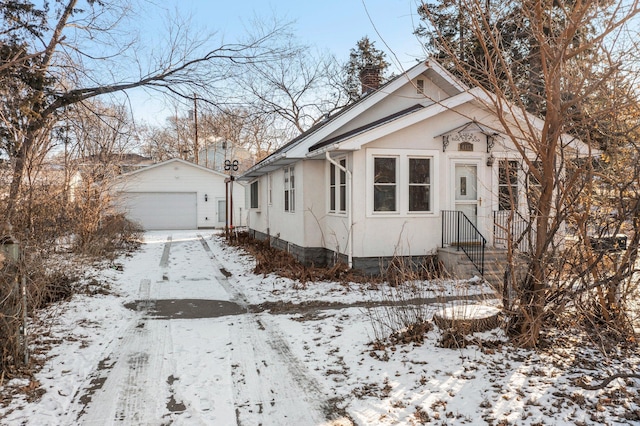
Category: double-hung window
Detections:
[
  {"x1": 526, "y1": 160, "x2": 542, "y2": 213},
  {"x1": 329, "y1": 158, "x2": 347, "y2": 213},
  {"x1": 250, "y1": 181, "x2": 259, "y2": 209},
  {"x1": 369, "y1": 149, "x2": 437, "y2": 216},
  {"x1": 284, "y1": 166, "x2": 295, "y2": 212},
  {"x1": 408, "y1": 158, "x2": 431, "y2": 211},
  {"x1": 373, "y1": 157, "x2": 397, "y2": 212},
  {"x1": 498, "y1": 160, "x2": 519, "y2": 210}
]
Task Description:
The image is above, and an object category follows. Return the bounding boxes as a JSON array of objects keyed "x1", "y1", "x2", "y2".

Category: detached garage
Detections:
[{"x1": 112, "y1": 158, "x2": 245, "y2": 230}]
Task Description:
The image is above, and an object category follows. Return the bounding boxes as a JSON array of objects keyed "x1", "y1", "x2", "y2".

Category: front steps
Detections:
[{"x1": 437, "y1": 246, "x2": 526, "y2": 292}]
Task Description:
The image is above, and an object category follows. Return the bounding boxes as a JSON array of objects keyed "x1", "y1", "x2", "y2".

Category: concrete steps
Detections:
[{"x1": 437, "y1": 246, "x2": 526, "y2": 292}]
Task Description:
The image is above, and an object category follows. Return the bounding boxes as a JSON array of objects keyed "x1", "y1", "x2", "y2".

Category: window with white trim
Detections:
[
  {"x1": 408, "y1": 158, "x2": 431, "y2": 211},
  {"x1": 368, "y1": 149, "x2": 437, "y2": 216},
  {"x1": 267, "y1": 173, "x2": 273, "y2": 205},
  {"x1": 373, "y1": 157, "x2": 397, "y2": 212},
  {"x1": 284, "y1": 166, "x2": 295, "y2": 212},
  {"x1": 250, "y1": 181, "x2": 259, "y2": 209},
  {"x1": 526, "y1": 160, "x2": 542, "y2": 212},
  {"x1": 329, "y1": 158, "x2": 347, "y2": 213}
]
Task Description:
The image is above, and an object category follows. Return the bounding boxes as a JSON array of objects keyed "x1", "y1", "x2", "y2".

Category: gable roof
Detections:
[
  {"x1": 118, "y1": 157, "x2": 232, "y2": 180},
  {"x1": 240, "y1": 58, "x2": 593, "y2": 181},
  {"x1": 308, "y1": 104, "x2": 425, "y2": 153},
  {"x1": 240, "y1": 59, "x2": 464, "y2": 180}
]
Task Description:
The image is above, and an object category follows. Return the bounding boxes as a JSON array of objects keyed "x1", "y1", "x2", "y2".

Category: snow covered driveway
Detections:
[
  {"x1": 3, "y1": 231, "x2": 351, "y2": 425},
  {"x1": 74, "y1": 232, "x2": 348, "y2": 425},
  {"x1": 6, "y1": 231, "x2": 633, "y2": 426}
]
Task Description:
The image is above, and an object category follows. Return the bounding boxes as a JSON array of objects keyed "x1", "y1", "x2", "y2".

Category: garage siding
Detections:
[{"x1": 112, "y1": 159, "x2": 246, "y2": 230}]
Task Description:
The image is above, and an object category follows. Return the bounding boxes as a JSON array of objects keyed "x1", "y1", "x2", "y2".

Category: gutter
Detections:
[
  {"x1": 325, "y1": 152, "x2": 353, "y2": 269},
  {"x1": 239, "y1": 152, "x2": 287, "y2": 180},
  {"x1": 307, "y1": 143, "x2": 341, "y2": 158}
]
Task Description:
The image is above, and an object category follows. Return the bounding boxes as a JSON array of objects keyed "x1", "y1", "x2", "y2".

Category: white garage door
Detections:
[{"x1": 120, "y1": 192, "x2": 197, "y2": 230}]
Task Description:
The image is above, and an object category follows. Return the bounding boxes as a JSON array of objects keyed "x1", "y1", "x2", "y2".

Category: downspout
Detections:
[
  {"x1": 326, "y1": 152, "x2": 353, "y2": 269},
  {"x1": 266, "y1": 174, "x2": 271, "y2": 246}
]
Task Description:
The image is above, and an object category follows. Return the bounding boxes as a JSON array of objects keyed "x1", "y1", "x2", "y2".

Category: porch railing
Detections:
[
  {"x1": 493, "y1": 210, "x2": 535, "y2": 253},
  {"x1": 441, "y1": 210, "x2": 486, "y2": 276}
]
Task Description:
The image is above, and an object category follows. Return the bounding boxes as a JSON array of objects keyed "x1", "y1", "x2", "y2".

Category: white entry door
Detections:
[
  {"x1": 454, "y1": 164, "x2": 478, "y2": 226},
  {"x1": 217, "y1": 199, "x2": 226, "y2": 226}
]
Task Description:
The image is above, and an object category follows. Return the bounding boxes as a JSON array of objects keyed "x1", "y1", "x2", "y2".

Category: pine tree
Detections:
[{"x1": 343, "y1": 37, "x2": 389, "y2": 103}]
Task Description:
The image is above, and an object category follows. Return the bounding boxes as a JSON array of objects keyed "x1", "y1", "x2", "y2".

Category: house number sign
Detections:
[{"x1": 224, "y1": 159, "x2": 239, "y2": 172}]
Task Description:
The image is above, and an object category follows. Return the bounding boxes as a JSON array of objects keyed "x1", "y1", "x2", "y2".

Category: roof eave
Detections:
[{"x1": 238, "y1": 154, "x2": 298, "y2": 181}]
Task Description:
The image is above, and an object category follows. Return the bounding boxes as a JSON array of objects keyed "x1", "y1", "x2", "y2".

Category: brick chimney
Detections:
[{"x1": 359, "y1": 65, "x2": 381, "y2": 95}]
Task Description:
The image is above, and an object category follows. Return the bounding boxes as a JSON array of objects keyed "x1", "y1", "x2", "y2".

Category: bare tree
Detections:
[
  {"x1": 70, "y1": 101, "x2": 137, "y2": 163},
  {"x1": 0, "y1": 0, "x2": 292, "y2": 222},
  {"x1": 420, "y1": 0, "x2": 640, "y2": 347},
  {"x1": 233, "y1": 43, "x2": 349, "y2": 137}
]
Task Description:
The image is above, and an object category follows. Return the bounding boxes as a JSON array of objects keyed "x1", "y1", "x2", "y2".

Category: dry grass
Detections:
[
  {"x1": 1, "y1": 207, "x2": 142, "y2": 376},
  {"x1": 228, "y1": 231, "x2": 372, "y2": 285}
]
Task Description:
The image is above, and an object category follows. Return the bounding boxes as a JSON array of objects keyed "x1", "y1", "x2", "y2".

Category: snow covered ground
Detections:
[{"x1": 1, "y1": 230, "x2": 639, "y2": 425}]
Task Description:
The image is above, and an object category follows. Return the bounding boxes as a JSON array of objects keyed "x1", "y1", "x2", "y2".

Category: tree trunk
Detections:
[{"x1": 5, "y1": 133, "x2": 34, "y2": 223}]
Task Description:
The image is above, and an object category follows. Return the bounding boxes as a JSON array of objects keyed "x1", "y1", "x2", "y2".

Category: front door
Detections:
[{"x1": 454, "y1": 164, "x2": 478, "y2": 226}]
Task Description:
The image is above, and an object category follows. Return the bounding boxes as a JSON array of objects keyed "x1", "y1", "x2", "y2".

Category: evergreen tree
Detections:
[
  {"x1": 415, "y1": 0, "x2": 597, "y2": 115},
  {"x1": 343, "y1": 36, "x2": 389, "y2": 103},
  {"x1": 0, "y1": 1, "x2": 51, "y2": 160}
]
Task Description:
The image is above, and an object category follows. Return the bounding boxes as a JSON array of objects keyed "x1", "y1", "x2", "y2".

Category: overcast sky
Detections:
[{"x1": 128, "y1": 0, "x2": 427, "y2": 125}]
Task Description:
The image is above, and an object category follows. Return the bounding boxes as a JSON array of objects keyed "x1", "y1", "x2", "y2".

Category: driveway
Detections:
[
  {"x1": 71, "y1": 232, "x2": 351, "y2": 425},
  {"x1": 3, "y1": 231, "x2": 523, "y2": 426}
]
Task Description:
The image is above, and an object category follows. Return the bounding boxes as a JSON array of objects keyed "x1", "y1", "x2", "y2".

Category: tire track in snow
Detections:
[
  {"x1": 76, "y1": 279, "x2": 173, "y2": 425},
  {"x1": 198, "y1": 235, "x2": 353, "y2": 425},
  {"x1": 73, "y1": 236, "x2": 177, "y2": 425}
]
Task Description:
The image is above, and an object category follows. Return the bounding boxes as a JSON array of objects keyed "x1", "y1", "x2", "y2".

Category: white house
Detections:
[
  {"x1": 239, "y1": 59, "x2": 589, "y2": 275},
  {"x1": 113, "y1": 158, "x2": 245, "y2": 230}
]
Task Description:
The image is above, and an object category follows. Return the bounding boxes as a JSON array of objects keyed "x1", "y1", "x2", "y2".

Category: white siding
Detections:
[{"x1": 112, "y1": 159, "x2": 245, "y2": 230}]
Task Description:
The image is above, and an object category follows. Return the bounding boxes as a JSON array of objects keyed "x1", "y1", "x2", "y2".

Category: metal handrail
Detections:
[
  {"x1": 441, "y1": 210, "x2": 486, "y2": 276},
  {"x1": 493, "y1": 210, "x2": 534, "y2": 253}
]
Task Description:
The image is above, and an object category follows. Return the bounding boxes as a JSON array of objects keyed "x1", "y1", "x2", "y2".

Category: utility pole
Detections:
[{"x1": 193, "y1": 94, "x2": 199, "y2": 164}]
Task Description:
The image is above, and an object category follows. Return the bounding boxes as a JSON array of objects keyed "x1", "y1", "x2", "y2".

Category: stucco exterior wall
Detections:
[
  {"x1": 324, "y1": 74, "x2": 451, "y2": 140},
  {"x1": 246, "y1": 163, "x2": 306, "y2": 248}
]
